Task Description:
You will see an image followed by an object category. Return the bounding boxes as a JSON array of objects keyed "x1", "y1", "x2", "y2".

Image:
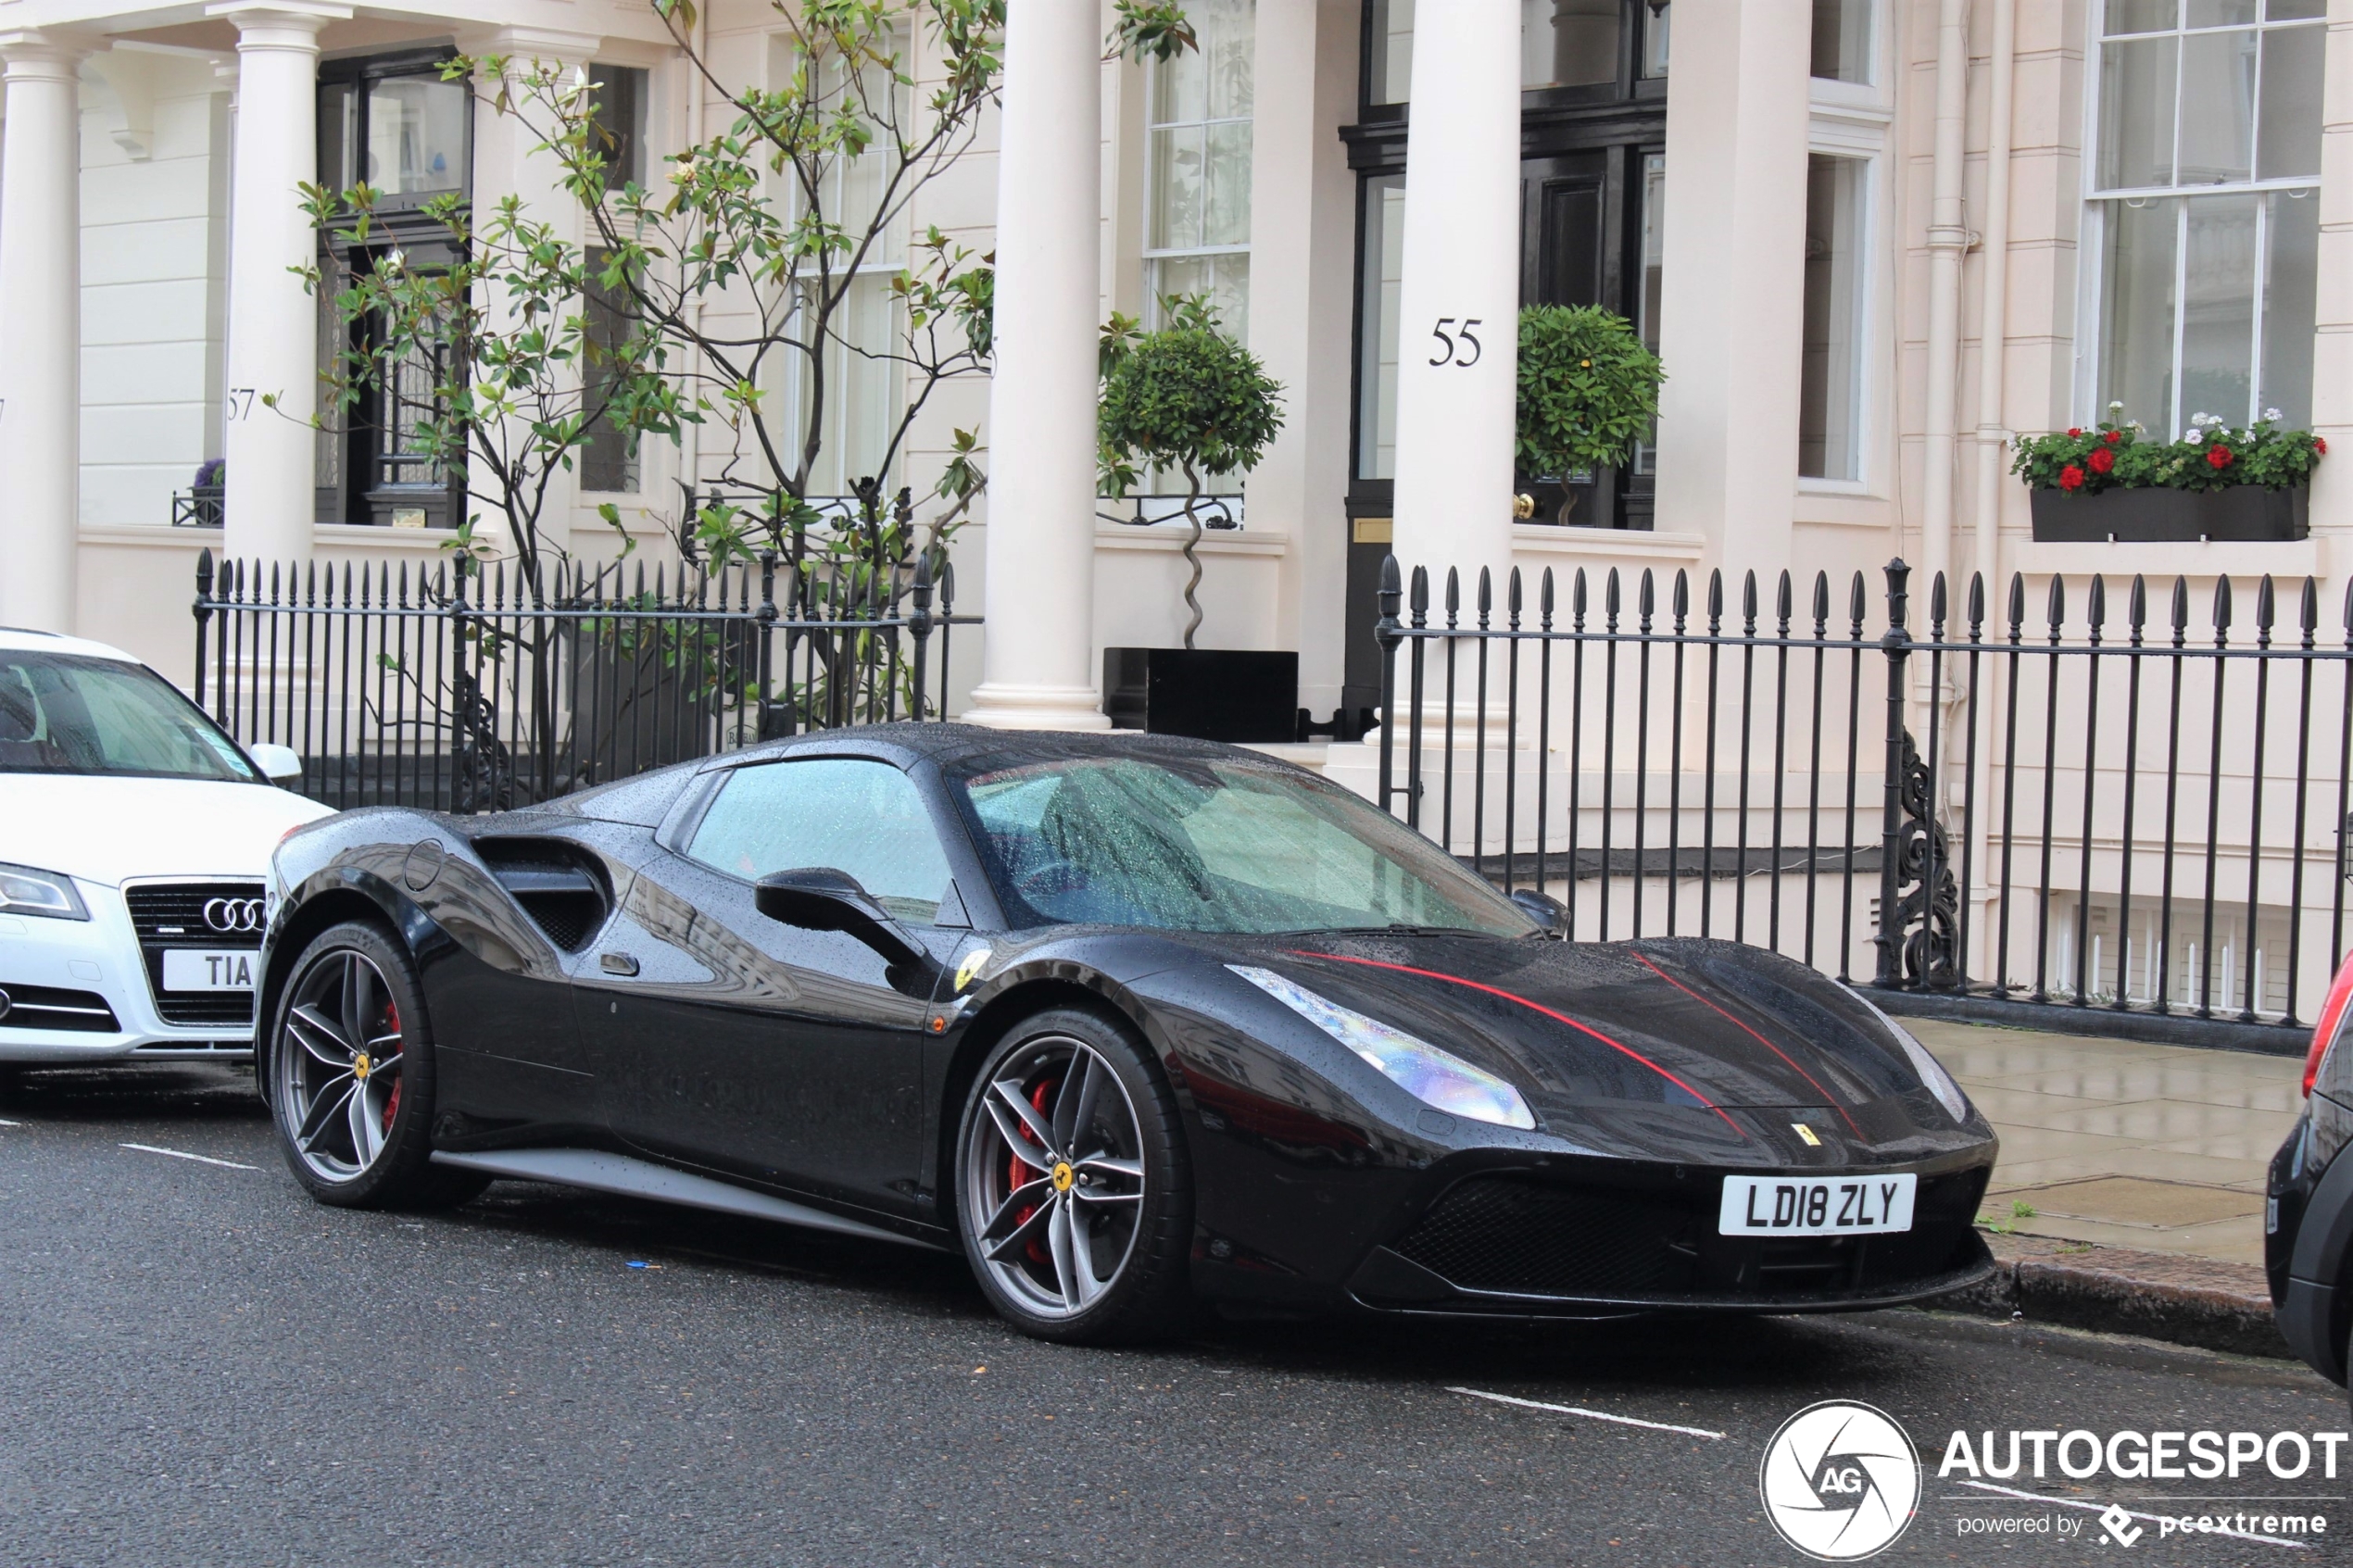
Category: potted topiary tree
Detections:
[
  {"x1": 1514, "y1": 304, "x2": 1664, "y2": 526},
  {"x1": 1098, "y1": 298, "x2": 1290, "y2": 741}
]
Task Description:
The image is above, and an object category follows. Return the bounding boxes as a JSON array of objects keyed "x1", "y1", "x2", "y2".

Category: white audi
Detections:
[{"x1": 0, "y1": 628, "x2": 332, "y2": 1068}]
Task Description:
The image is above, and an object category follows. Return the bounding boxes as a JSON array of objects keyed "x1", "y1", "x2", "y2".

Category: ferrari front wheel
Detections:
[
  {"x1": 268, "y1": 922, "x2": 482, "y2": 1210},
  {"x1": 954, "y1": 1008, "x2": 1191, "y2": 1344}
]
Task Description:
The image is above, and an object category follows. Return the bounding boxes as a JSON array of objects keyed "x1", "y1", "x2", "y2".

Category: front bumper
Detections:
[
  {"x1": 2268, "y1": 1097, "x2": 2353, "y2": 1385},
  {"x1": 1337, "y1": 1161, "x2": 1995, "y2": 1316},
  {"x1": 0, "y1": 880, "x2": 257, "y2": 1062}
]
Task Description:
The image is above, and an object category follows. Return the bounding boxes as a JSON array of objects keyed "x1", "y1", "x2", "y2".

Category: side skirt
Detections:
[{"x1": 430, "y1": 1148, "x2": 950, "y2": 1251}]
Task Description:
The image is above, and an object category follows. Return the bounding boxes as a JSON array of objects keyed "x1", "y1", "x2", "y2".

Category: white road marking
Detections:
[
  {"x1": 1449, "y1": 1386, "x2": 1727, "y2": 1440},
  {"x1": 1955, "y1": 1480, "x2": 2315, "y2": 1549},
  {"x1": 119, "y1": 1142, "x2": 259, "y2": 1172}
]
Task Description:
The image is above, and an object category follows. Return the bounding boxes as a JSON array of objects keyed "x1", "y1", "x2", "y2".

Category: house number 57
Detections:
[{"x1": 1428, "y1": 318, "x2": 1482, "y2": 368}]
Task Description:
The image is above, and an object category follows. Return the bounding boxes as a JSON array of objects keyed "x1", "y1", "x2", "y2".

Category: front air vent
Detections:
[
  {"x1": 0, "y1": 983, "x2": 120, "y2": 1034},
  {"x1": 470, "y1": 839, "x2": 610, "y2": 953}
]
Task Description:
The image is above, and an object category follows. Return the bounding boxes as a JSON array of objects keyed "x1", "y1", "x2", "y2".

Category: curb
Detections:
[{"x1": 1937, "y1": 1231, "x2": 2291, "y2": 1361}]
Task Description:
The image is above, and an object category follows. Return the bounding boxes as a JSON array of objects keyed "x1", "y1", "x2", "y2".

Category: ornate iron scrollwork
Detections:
[{"x1": 1890, "y1": 729, "x2": 1961, "y2": 989}]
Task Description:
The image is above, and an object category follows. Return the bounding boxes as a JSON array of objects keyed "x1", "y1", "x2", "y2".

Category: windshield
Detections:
[
  {"x1": 0, "y1": 651, "x2": 259, "y2": 782},
  {"x1": 949, "y1": 752, "x2": 1537, "y2": 936}
]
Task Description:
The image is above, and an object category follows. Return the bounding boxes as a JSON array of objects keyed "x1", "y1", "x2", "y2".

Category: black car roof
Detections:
[{"x1": 710, "y1": 722, "x2": 1289, "y2": 773}]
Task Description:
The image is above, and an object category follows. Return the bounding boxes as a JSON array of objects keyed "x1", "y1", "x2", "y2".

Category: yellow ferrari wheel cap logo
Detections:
[
  {"x1": 352, "y1": 1052, "x2": 372, "y2": 1082},
  {"x1": 1051, "y1": 1161, "x2": 1075, "y2": 1192}
]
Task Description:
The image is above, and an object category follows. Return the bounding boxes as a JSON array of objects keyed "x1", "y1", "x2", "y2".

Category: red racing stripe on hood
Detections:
[
  {"x1": 1628, "y1": 950, "x2": 1862, "y2": 1135},
  {"x1": 1290, "y1": 950, "x2": 1748, "y2": 1139}
]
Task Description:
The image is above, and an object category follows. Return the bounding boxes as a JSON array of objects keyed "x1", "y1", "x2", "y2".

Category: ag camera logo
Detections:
[{"x1": 1760, "y1": 1400, "x2": 1922, "y2": 1560}]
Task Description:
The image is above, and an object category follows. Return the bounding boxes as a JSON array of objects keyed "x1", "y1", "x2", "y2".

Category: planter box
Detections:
[
  {"x1": 2030, "y1": 484, "x2": 2308, "y2": 544},
  {"x1": 1103, "y1": 648, "x2": 1299, "y2": 744}
]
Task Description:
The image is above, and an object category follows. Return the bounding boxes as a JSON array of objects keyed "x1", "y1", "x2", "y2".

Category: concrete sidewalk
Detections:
[{"x1": 1909, "y1": 1018, "x2": 2302, "y2": 1268}]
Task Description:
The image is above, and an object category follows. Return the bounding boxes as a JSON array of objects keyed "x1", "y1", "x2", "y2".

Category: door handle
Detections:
[{"x1": 599, "y1": 951, "x2": 640, "y2": 976}]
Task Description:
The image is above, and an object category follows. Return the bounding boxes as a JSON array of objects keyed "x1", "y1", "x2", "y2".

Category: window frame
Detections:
[
  {"x1": 1139, "y1": 1, "x2": 1256, "y2": 333},
  {"x1": 760, "y1": 28, "x2": 915, "y2": 511},
  {"x1": 313, "y1": 47, "x2": 473, "y2": 527},
  {"x1": 2073, "y1": 0, "x2": 2327, "y2": 436},
  {"x1": 1794, "y1": 140, "x2": 1881, "y2": 494},
  {"x1": 1796, "y1": 38, "x2": 1891, "y2": 497}
]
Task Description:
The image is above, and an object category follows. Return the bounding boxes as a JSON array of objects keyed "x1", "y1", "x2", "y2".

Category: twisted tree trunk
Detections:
[{"x1": 1179, "y1": 458, "x2": 1204, "y2": 650}]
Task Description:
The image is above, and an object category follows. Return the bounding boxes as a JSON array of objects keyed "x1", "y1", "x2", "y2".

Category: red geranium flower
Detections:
[
  {"x1": 2087, "y1": 445, "x2": 2115, "y2": 475},
  {"x1": 2319, "y1": 437, "x2": 2330, "y2": 455},
  {"x1": 2067, "y1": 428, "x2": 2082, "y2": 438},
  {"x1": 2104, "y1": 430, "x2": 2123, "y2": 445},
  {"x1": 2207, "y1": 445, "x2": 2233, "y2": 470},
  {"x1": 2058, "y1": 464, "x2": 2085, "y2": 492}
]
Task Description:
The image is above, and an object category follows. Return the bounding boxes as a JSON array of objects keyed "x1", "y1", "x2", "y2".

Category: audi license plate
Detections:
[
  {"x1": 162, "y1": 949, "x2": 257, "y2": 992},
  {"x1": 1718, "y1": 1173, "x2": 1916, "y2": 1236}
]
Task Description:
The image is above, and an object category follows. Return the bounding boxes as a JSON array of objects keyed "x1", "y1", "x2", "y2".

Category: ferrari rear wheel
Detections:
[
  {"x1": 269, "y1": 922, "x2": 482, "y2": 1210},
  {"x1": 955, "y1": 1008, "x2": 1191, "y2": 1344}
]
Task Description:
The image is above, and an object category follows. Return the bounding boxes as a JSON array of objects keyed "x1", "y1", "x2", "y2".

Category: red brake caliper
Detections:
[
  {"x1": 379, "y1": 1002, "x2": 402, "y2": 1133},
  {"x1": 1005, "y1": 1077, "x2": 1057, "y2": 1265}
]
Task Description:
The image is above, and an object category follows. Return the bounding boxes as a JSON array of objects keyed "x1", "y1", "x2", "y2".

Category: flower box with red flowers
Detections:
[{"x1": 2012, "y1": 414, "x2": 2323, "y2": 543}]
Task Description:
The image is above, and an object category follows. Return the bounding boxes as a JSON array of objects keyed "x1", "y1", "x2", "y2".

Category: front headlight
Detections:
[
  {"x1": 0, "y1": 860, "x2": 89, "y2": 921},
  {"x1": 1228, "y1": 965, "x2": 1537, "y2": 1131},
  {"x1": 1843, "y1": 985, "x2": 1971, "y2": 1123}
]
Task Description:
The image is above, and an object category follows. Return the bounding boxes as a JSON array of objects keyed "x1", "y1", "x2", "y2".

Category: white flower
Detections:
[
  {"x1": 2108, "y1": 400, "x2": 2125, "y2": 413},
  {"x1": 2182, "y1": 428, "x2": 2197, "y2": 442},
  {"x1": 2264, "y1": 408, "x2": 2283, "y2": 423}
]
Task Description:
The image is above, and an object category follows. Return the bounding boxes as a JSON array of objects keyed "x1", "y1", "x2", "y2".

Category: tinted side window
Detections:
[{"x1": 686, "y1": 758, "x2": 954, "y2": 924}]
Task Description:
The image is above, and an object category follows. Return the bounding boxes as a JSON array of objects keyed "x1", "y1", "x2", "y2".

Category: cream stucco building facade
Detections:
[{"x1": 0, "y1": 0, "x2": 2345, "y2": 739}]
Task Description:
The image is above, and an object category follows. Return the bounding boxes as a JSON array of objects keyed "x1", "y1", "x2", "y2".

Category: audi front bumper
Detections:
[{"x1": 0, "y1": 877, "x2": 259, "y2": 1062}]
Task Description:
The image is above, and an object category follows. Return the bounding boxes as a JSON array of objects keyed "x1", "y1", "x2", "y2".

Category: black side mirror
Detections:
[
  {"x1": 1509, "y1": 887, "x2": 1569, "y2": 937},
  {"x1": 754, "y1": 867, "x2": 925, "y2": 969}
]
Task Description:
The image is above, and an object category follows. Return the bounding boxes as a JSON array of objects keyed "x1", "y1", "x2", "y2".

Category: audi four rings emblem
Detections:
[{"x1": 203, "y1": 897, "x2": 267, "y2": 934}]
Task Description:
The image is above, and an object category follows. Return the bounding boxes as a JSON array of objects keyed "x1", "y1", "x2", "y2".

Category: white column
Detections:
[
  {"x1": 1247, "y1": 0, "x2": 1360, "y2": 719},
  {"x1": 0, "y1": 34, "x2": 92, "y2": 634},
  {"x1": 212, "y1": 3, "x2": 346, "y2": 564},
  {"x1": 1651, "y1": 1, "x2": 1811, "y2": 584},
  {"x1": 1388, "y1": 0, "x2": 1520, "y2": 597},
  {"x1": 964, "y1": 0, "x2": 1109, "y2": 730}
]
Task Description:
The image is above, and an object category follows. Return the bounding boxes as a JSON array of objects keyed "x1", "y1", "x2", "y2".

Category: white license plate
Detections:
[
  {"x1": 1718, "y1": 1173, "x2": 1917, "y2": 1236},
  {"x1": 162, "y1": 949, "x2": 257, "y2": 992}
]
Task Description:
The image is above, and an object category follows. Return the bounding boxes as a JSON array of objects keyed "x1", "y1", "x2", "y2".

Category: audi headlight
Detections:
[
  {"x1": 0, "y1": 860, "x2": 89, "y2": 921},
  {"x1": 1228, "y1": 965, "x2": 1537, "y2": 1131},
  {"x1": 1843, "y1": 985, "x2": 1970, "y2": 1122}
]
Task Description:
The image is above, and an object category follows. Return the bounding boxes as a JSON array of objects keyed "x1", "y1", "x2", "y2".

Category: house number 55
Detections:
[{"x1": 1428, "y1": 318, "x2": 1482, "y2": 368}]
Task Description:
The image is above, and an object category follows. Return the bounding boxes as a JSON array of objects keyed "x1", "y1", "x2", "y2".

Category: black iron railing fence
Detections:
[
  {"x1": 1373, "y1": 554, "x2": 2353, "y2": 1053},
  {"x1": 192, "y1": 546, "x2": 970, "y2": 814}
]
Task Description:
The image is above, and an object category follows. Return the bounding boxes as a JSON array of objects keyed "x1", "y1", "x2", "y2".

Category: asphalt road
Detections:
[{"x1": 1, "y1": 1063, "x2": 2347, "y2": 1568}]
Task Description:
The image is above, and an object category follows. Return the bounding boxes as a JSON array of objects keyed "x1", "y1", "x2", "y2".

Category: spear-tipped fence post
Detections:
[
  {"x1": 1376, "y1": 554, "x2": 1403, "y2": 815},
  {"x1": 756, "y1": 549, "x2": 784, "y2": 739},
  {"x1": 908, "y1": 550, "x2": 936, "y2": 723},
  {"x1": 1875, "y1": 558, "x2": 1913, "y2": 988},
  {"x1": 194, "y1": 548, "x2": 215, "y2": 709}
]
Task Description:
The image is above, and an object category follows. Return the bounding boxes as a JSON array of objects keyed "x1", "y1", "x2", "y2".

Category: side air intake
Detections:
[{"x1": 471, "y1": 839, "x2": 610, "y2": 953}]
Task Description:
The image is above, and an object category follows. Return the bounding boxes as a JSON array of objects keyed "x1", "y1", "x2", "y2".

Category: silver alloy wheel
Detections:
[
  {"x1": 962, "y1": 1035, "x2": 1148, "y2": 1319},
  {"x1": 276, "y1": 948, "x2": 407, "y2": 1183}
]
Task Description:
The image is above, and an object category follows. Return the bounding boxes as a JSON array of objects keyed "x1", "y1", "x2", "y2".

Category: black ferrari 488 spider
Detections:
[{"x1": 258, "y1": 725, "x2": 1998, "y2": 1342}]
